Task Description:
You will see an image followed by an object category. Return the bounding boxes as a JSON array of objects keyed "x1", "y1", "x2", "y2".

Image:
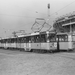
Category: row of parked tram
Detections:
[{"x1": 0, "y1": 31, "x2": 75, "y2": 52}]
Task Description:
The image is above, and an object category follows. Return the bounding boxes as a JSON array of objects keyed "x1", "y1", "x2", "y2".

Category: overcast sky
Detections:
[{"x1": 0, "y1": 0, "x2": 75, "y2": 38}]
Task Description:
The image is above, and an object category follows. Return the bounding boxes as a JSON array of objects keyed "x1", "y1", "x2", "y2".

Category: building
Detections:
[{"x1": 53, "y1": 12, "x2": 75, "y2": 33}]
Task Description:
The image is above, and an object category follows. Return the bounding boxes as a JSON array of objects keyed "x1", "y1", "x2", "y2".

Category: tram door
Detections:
[
  {"x1": 56, "y1": 35, "x2": 59, "y2": 51},
  {"x1": 25, "y1": 36, "x2": 31, "y2": 51},
  {"x1": 68, "y1": 34, "x2": 72, "y2": 50},
  {"x1": 48, "y1": 33, "x2": 57, "y2": 51},
  {"x1": 31, "y1": 35, "x2": 41, "y2": 50},
  {"x1": 21, "y1": 37, "x2": 27, "y2": 51},
  {"x1": 72, "y1": 35, "x2": 75, "y2": 49},
  {"x1": 57, "y1": 33, "x2": 69, "y2": 50}
]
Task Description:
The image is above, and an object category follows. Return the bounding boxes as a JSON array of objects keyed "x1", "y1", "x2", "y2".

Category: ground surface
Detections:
[{"x1": 0, "y1": 49, "x2": 75, "y2": 75}]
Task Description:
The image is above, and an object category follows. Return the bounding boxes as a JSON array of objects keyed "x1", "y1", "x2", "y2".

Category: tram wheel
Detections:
[{"x1": 49, "y1": 50, "x2": 53, "y2": 53}]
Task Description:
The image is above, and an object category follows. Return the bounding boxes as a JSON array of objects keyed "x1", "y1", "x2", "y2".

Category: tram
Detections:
[
  {"x1": 30, "y1": 31, "x2": 57, "y2": 52},
  {"x1": 0, "y1": 31, "x2": 58, "y2": 52},
  {"x1": 56, "y1": 32, "x2": 75, "y2": 51}
]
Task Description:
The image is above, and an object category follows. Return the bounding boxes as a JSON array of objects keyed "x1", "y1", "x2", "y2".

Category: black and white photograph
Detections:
[{"x1": 0, "y1": 0, "x2": 75, "y2": 75}]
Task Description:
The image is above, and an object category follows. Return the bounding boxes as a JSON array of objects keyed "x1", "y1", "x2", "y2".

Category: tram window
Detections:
[
  {"x1": 11, "y1": 39, "x2": 12, "y2": 43},
  {"x1": 31, "y1": 35, "x2": 40, "y2": 43},
  {"x1": 13, "y1": 38, "x2": 17, "y2": 43},
  {"x1": 17, "y1": 38, "x2": 20, "y2": 43},
  {"x1": 21, "y1": 37, "x2": 24, "y2": 43},
  {"x1": 26, "y1": 37, "x2": 28, "y2": 43},
  {"x1": 5, "y1": 39, "x2": 6, "y2": 43},
  {"x1": 58, "y1": 35, "x2": 68, "y2": 42},
  {"x1": 19, "y1": 38, "x2": 21, "y2": 43},
  {"x1": 41, "y1": 34, "x2": 46, "y2": 42},
  {"x1": 11, "y1": 39, "x2": 13, "y2": 43},
  {"x1": 22, "y1": 37, "x2": 26, "y2": 43},
  {"x1": 31, "y1": 36, "x2": 35, "y2": 43},
  {"x1": 35, "y1": 35, "x2": 40, "y2": 43},
  {"x1": 11, "y1": 38, "x2": 16, "y2": 43},
  {"x1": 62, "y1": 36, "x2": 65, "y2": 41},
  {"x1": 61, "y1": 38, "x2": 64, "y2": 41},
  {"x1": 72, "y1": 35, "x2": 75, "y2": 41},
  {"x1": 59, "y1": 37, "x2": 62, "y2": 41},
  {"x1": 10, "y1": 39, "x2": 11, "y2": 43},
  {"x1": 13, "y1": 39, "x2": 15, "y2": 43},
  {"x1": 58, "y1": 36, "x2": 64, "y2": 42},
  {"x1": 64, "y1": 35, "x2": 68, "y2": 41},
  {"x1": 50, "y1": 36, "x2": 56, "y2": 42},
  {"x1": 49, "y1": 34, "x2": 56, "y2": 42},
  {"x1": 29, "y1": 37, "x2": 31, "y2": 43},
  {"x1": 21, "y1": 38, "x2": 23, "y2": 43},
  {"x1": 2, "y1": 40, "x2": 4, "y2": 43},
  {"x1": 56, "y1": 37, "x2": 58, "y2": 41},
  {"x1": 8, "y1": 39, "x2": 11, "y2": 43},
  {"x1": 12, "y1": 39, "x2": 14, "y2": 43},
  {"x1": 1, "y1": 40, "x2": 3, "y2": 43},
  {"x1": 7, "y1": 39, "x2": 9, "y2": 43},
  {"x1": 26, "y1": 37, "x2": 31, "y2": 43}
]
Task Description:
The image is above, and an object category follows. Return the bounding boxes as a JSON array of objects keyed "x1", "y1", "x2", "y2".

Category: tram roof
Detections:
[
  {"x1": 18, "y1": 33, "x2": 31, "y2": 37},
  {"x1": 31, "y1": 32, "x2": 39, "y2": 36},
  {"x1": 1, "y1": 36, "x2": 17, "y2": 40},
  {"x1": 40, "y1": 31, "x2": 56, "y2": 34},
  {"x1": 31, "y1": 31, "x2": 56, "y2": 36},
  {"x1": 12, "y1": 31, "x2": 55, "y2": 38},
  {"x1": 18, "y1": 32, "x2": 40, "y2": 37},
  {"x1": 56, "y1": 32, "x2": 68, "y2": 35}
]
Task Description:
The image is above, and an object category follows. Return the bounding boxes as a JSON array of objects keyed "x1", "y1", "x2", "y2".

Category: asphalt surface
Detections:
[{"x1": 0, "y1": 49, "x2": 75, "y2": 75}]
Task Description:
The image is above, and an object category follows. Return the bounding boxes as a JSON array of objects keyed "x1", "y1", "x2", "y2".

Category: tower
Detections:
[
  {"x1": 47, "y1": 3, "x2": 52, "y2": 31},
  {"x1": 48, "y1": 3, "x2": 50, "y2": 17},
  {"x1": 47, "y1": 3, "x2": 50, "y2": 25}
]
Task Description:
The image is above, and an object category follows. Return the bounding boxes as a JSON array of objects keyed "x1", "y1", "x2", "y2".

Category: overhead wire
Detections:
[
  {"x1": 51, "y1": 0, "x2": 75, "y2": 16},
  {"x1": 33, "y1": 1, "x2": 75, "y2": 31},
  {"x1": 1, "y1": 1, "x2": 75, "y2": 33},
  {"x1": 0, "y1": 1, "x2": 75, "y2": 18},
  {"x1": 0, "y1": 13, "x2": 36, "y2": 18}
]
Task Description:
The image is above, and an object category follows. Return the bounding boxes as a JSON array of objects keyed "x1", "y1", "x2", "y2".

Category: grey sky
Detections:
[{"x1": 0, "y1": 0, "x2": 75, "y2": 38}]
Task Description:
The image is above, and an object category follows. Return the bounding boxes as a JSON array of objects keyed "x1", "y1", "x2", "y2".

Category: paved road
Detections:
[{"x1": 0, "y1": 49, "x2": 75, "y2": 75}]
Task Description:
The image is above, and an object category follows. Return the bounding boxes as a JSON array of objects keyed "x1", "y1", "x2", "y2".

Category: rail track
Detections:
[{"x1": 54, "y1": 51, "x2": 75, "y2": 60}]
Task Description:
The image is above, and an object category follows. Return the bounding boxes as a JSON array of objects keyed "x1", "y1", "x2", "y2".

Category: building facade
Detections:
[{"x1": 53, "y1": 13, "x2": 75, "y2": 33}]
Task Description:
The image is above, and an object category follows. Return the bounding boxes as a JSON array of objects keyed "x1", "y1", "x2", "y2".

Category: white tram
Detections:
[
  {"x1": 30, "y1": 31, "x2": 57, "y2": 52},
  {"x1": 1, "y1": 31, "x2": 75, "y2": 52},
  {"x1": 56, "y1": 32, "x2": 75, "y2": 51},
  {"x1": 0, "y1": 31, "x2": 57, "y2": 52}
]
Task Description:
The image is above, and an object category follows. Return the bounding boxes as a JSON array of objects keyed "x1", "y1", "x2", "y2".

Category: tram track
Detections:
[
  {"x1": 1, "y1": 48, "x2": 75, "y2": 61},
  {"x1": 55, "y1": 52, "x2": 75, "y2": 60}
]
